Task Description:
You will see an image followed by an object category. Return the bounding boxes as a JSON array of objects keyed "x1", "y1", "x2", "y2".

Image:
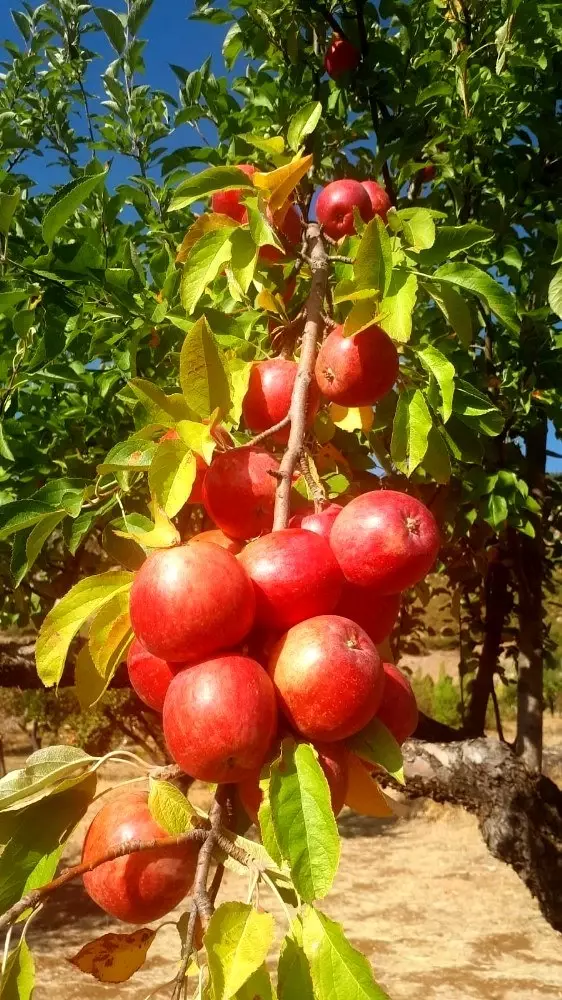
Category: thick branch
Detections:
[{"x1": 273, "y1": 224, "x2": 328, "y2": 530}]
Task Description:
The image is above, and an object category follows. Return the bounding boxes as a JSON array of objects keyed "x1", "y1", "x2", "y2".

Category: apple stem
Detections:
[{"x1": 273, "y1": 223, "x2": 329, "y2": 530}]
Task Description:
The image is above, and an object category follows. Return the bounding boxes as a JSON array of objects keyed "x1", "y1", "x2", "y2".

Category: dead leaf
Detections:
[
  {"x1": 69, "y1": 928, "x2": 157, "y2": 984},
  {"x1": 344, "y1": 754, "x2": 394, "y2": 818}
]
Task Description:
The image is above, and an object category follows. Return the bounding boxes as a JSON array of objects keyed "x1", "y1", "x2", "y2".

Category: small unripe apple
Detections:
[
  {"x1": 202, "y1": 447, "x2": 279, "y2": 540},
  {"x1": 127, "y1": 637, "x2": 180, "y2": 712},
  {"x1": 314, "y1": 323, "x2": 399, "y2": 407},
  {"x1": 188, "y1": 528, "x2": 243, "y2": 554},
  {"x1": 335, "y1": 586, "x2": 400, "y2": 646},
  {"x1": 288, "y1": 503, "x2": 341, "y2": 540},
  {"x1": 82, "y1": 791, "x2": 198, "y2": 924},
  {"x1": 163, "y1": 654, "x2": 277, "y2": 783},
  {"x1": 239, "y1": 528, "x2": 343, "y2": 630},
  {"x1": 330, "y1": 490, "x2": 440, "y2": 592},
  {"x1": 129, "y1": 542, "x2": 255, "y2": 662},
  {"x1": 211, "y1": 163, "x2": 256, "y2": 223},
  {"x1": 377, "y1": 662, "x2": 418, "y2": 744},
  {"x1": 238, "y1": 740, "x2": 349, "y2": 822},
  {"x1": 268, "y1": 614, "x2": 384, "y2": 741},
  {"x1": 316, "y1": 179, "x2": 373, "y2": 240},
  {"x1": 324, "y1": 36, "x2": 361, "y2": 79},
  {"x1": 361, "y1": 180, "x2": 391, "y2": 222},
  {"x1": 242, "y1": 358, "x2": 320, "y2": 444}
]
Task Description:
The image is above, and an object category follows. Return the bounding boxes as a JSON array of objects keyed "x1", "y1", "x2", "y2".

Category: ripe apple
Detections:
[
  {"x1": 420, "y1": 164, "x2": 436, "y2": 182},
  {"x1": 159, "y1": 430, "x2": 207, "y2": 504},
  {"x1": 361, "y1": 180, "x2": 391, "y2": 222},
  {"x1": 188, "y1": 528, "x2": 243, "y2": 554},
  {"x1": 260, "y1": 204, "x2": 303, "y2": 263},
  {"x1": 324, "y1": 36, "x2": 361, "y2": 79},
  {"x1": 238, "y1": 740, "x2": 349, "y2": 822},
  {"x1": 129, "y1": 542, "x2": 255, "y2": 662},
  {"x1": 242, "y1": 358, "x2": 320, "y2": 444},
  {"x1": 314, "y1": 323, "x2": 399, "y2": 406},
  {"x1": 202, "y1": 447, "x2": 279, "y2": 540},
  {"x1": 163, "y1": 655, "x2": 277, "y2": 783},
  {"x1": 211, "y1": 163, "x2": 256, "y2": 223},
  {"x1": 82, "y1": 790, "x2": 198, "y2": 924},
  {"x1": 289, "y1": 502, "x2": 341, "y2": 540},
  {"x1": 316, "y1": 179, "x2": 373, "y2": 240},
  {"x1": 377, "y1": 662, "x2": 418, "y2": 744},
  {"x1": 239, "y1": 528, "x2": 343, "y2": 630},
  {"x1": 127, "y1": 637, "x2": 180, "y2": 712},
  {"x1": 268, "y1": 614, "x2": 384, "y2": 741},
  {"x1": 335, "y1": 586, "x2": 401, "y2": 645},
  {"x1": 330, "y1": 490, "x2": 440, "y2": 592}
]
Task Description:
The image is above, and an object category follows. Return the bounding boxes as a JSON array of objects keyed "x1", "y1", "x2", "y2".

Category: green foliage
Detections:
[{"x1": 204, "y1": 902, "x2": 275, "y2": 1000}]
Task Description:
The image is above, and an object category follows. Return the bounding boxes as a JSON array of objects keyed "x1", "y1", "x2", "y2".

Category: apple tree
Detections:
[{"x1": 1, "y1": 0, "x2": 562, "y2": 994}]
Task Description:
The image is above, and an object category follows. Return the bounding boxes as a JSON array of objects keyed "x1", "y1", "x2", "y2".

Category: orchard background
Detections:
[{"x1": 1, "y1": 0, "x2": 562, "y2": 998}]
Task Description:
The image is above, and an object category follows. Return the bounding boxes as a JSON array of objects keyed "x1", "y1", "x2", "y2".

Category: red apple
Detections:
[
  {"x1": 188, "y1": 528, "x2": 243, "y2": 554},
  {"x1": 202, "y1": 447, "x2": 279, "y2": 540},
  {"x1": 316, "y1": 179, "x2": 373, "y2": 240},
  {"x1": 420, "y1": 164, "x2": 436, "y2": 182},
  {"x1": 158, "y1": 430, "x2": 207, "y2": 504},
  {"x1": 129, "y1": 542, "x2": 255, "y2": 662},
  {"x1": 242, "y1": 358, "x2": 320, "y2": 444},
  {"x1": 361, "y1": 180, "x2": 391, "y2": 222},
  {"x1": 268, "y1": 614, "x2": 384, "y2": 741},
  {"x1": 163, "y1": 655, "x2": 277, "y2": 783},
  {"x1": 377, "y1": 662, "x2": 419, "y2": 744},
  {"x1": 335, "y1": 586, "x2": 401, "y2": 645},
  {"x1": 211, "y1": 163, "x2": 256, "y2": 223},
  {"x1": 314, "y1": 323, "x2": 399, "y2": 407},
  {"x1": 289, "y1": 503, "x2": 341, "y2": 540},
  {"x1": 330, "y1": 490, "x2": 440, "y2": 592},
  {"x1": 239, "y1": 529, "x2": 343, "y2": 630},
  {"x1": 281, "y1": 275, "x2": 297, "y2": 304},
  {"x1": 260, "y1": 204, "x2": 303, "y2": 263},
  {"x1": 324, "y1": 36, "x2": 361, "y2": 79},
  {"x1": 238, "y1": 740, "x2": 349, "y2": 821},
  {"x1": 127, "y1": 638, "x2": 180, "y2": 712},
  {"x1": 82, "y1": 790, "x2": 198, "y2": 924}
]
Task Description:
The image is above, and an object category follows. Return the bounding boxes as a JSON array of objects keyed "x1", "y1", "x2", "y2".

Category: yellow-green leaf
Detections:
[
  {"x1": 302, "y1": 907, "x2": 390, "y2": 1000},
  {"x1": 179, "y1": 316, "x2": 231, "y2": 419},
  {"x1": 205, "y1": 902, "x2": 275, "y2": 1000},
  {"x1": 176, "y1": 213, "x2": 235, "y2": 264},
  {"x1": 169, "y1": 166, "x2": 255, "y2": 212},
  {"x1": 181, "y1": 228, "x2": 234, "y2": 314},
  {"x1": 148, "y1": 779, "x2": 195, "y2": 835},
  {"x1": 346, "y1": 718, "x2": 404, "y2": 784},
  {"x1": 417, "y1": 345, "x2": 455, "y2": 422},
  {"x1": 253, "y1": 153, "x2": 313, "y2": 213},
  {"x1": 379, "y1": 271, "x2": 417, "y2": 343},
  {"x1": 149, "y1": 439, "x2": 197, "y2": 517},
  {"x1": 354, "y1": 216, "x2": 392, "y2": 296},
  {"x1": 329, "y1": 404, "x2": 374, "y2": 433},
  {"x1": 390, "y1": 388, "x2": 432, "y2": 476}
]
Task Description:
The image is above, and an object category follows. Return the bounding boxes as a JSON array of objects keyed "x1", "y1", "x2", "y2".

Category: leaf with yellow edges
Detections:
[
  {"x1": 329, "y1": 404, "x2": 374, "y2": 433},
  {"x1": 176, "y1": 213, "x2": 235, "y2": 264},
  {"x1": 253, "y1": 153, "x2": 313, "y2": 213},
  {"x1": 344, "y1": 754, "x2": 394, "y2": 818},
  {"x1": 115, "y1": 501, "x2": 180, "y2": 549},
  {"x1": 69, "y1": 928, "x2": 157, "y2": 983}
]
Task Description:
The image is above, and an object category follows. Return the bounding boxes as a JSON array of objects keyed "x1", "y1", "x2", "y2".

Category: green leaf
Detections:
[
  {"x1": 42, "y1": 170, "x2": 107, "y2": 247},
  {"x1": 148, "y1": 440, "x2": 197, "y2": 517},
  {"x1": 287, "y1": 101, "x2": 322, "y2": 151},
  {"x1": 417, "y1": 223, "x2": 493, "y2": 267},
  {"x1": 127, "y1": 379, "x2": 195, "y2": 424},
  {"x1": 421, "y1": 426, "x2": 451, "y2": 483},
  {"x1": 428, "y1": 283, "x2": 473, "y2": 347},
  {"x1": 391, "y1": 388, "x2": 432, "y2": 475},
  {"x1": 97, "y1": 437, "x2": 158, "y2": 474},
  {"x1": 94, "y1": 7, "x2": 126, "y2": 53},
  {"x1": 233, "y1": 965, "x2": 274, "y2": 1000},
  {"x1": 553, "y1": 222, "x2": 562, "y2": 265},
  {"x1": 417, "y1": 346, "x2": 455, "y2": 422},
  {"x1": 302, "y1": 907, "x2": 390, "y2": 1000},
  {"x1": 179, "y1": 316, "x2": 231, "y2": 419},
  {"x1": 548, "y1": 265, "x2": 562, "y2": 320},
  {"x1": 0, "y1": 501, "x2": 57, "y2": 541},
  {"x1": 346, "y1": 718, "x2": 405, "y2": 784},
  {"x1": 230, "y1": 228, "x2": 258, "y2": 295},
  {"x1": 25, "y1": 510, "x2": 66, "y2": 576},
  {"x1": 0, "y1": 187, "x2": 21, "y2": 235},
  {"x1": 0, "y1": 423, "x2": 14, "y2": 462},
  {"x1": 482, "y1": 492, "x2": 508, "y2": 529},
  {"x1": 434, "y1": 263, "x2": 519, "y2": 334},
  {"x1": 453, "y1": 379, "x2": 504, "y2": 436},
  {"x1": 269, "y1": 742, "x2": 340, "y2": 903},
  {"x1": 102, "y1": 514, "x2": 149, "y2": 571},
  {"x1": 0, "y1": 939, "x2": 35, "y2": 1000},
  {"x1": 170, "y1": 167, "x2": 254, "y2": 212},
  {"x1": 278, "y1": 921, "x2": 314, "y2": 1000},
  {"x1": 257, "y1": 789, "x2": 283, "y2": 869},
  {"x1": 0, "y1": 746, "x2": 96, "y2": 813},
  {"x1": 205, "y1": 902, "x2": 275, "y2": 1000},
  {"x1": 129, "y1": 0, "x2": 154, "y2": 35},
  {"x1": 398, "y1": 208, "x2": 435, "y2": 250},
  {"x1": 36, "y1": 570, "x2": 133, "y2": 687},
  {"x1": 181, "y1": 228, "x2": 234, "y2": 314},
  {"x1": 354, "y1": 217, "x2": 392, "y2": 296},
  {"x1": 246, "y1": 201, "x2": 281, "y2": 251},
  {"x1": 240, "y1": 134, "x2": 285, "y2": 156},
  {"x1": 148, "y1": 779, "x2": 194, "y2": 835},
  {"x1": 379, "y1": 271, "x2": 417, "y2": 343},
  {"x1": 222, "y1": 22, "x2": 243, "y2": 69}
]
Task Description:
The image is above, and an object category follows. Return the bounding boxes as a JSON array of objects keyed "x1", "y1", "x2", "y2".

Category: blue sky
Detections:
[{"x1": 1, "y1": 2, "x2": 561, "y2": 472}]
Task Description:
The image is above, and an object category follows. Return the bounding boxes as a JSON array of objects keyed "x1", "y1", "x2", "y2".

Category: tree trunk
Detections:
[
  {"x1": 464, "y1": 559, "x2": 510, "y2": 736},
  {"x1": 514, "y1": 415, "x2": 547, "y2": 771}
]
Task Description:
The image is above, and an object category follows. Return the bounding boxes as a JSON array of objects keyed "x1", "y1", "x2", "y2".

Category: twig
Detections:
[
  {"x1": 246, "y1": 416, "x2": 290, "y2": 447},
  {"x1": 273, "y1": 223, "x2": 329, "y2": 530},
  {"x1": 330, "y1": 254, "x2": 353, "y2": 264},
  {"x1": 310, "y1": 0, "x2": 348, "y2": 39},
  {"x1": 299, "y1": 452, "x2": 327, "y2": 511}
]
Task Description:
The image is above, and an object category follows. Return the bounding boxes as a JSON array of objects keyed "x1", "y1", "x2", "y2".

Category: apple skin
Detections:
[
  {"x1": 289, "y1": 503, "x2": 341, "y2": 541},
  {"x1": 268, "y1": 614, "x2": 384, "y2": 741},
  {"x1": 335, "y1": 586, "x2": 401, "y2": 645},
  {"x1": 239, "y1": 529, "x2": 343, "y2": 630},
  {"x1": 159, "y1": 430, "x2": 207, "y2": 504},
  {"x1": 82, "y1": 790, "x2": 198, "y2": 924},
  {"x1": 129, "y1": 543, "x2": 255, "y2": 663},
  {"x1": 238, "y1": 740, "x2": 349, "y2": 822},
  {"x1": 260, "y1": 204, "x2": 303, "y2": 263},
  {"x1": 127, "y1": 638, "x2": 181, "y2": 712},
  {"x1": 316, "y1": 179, "x2": 373, "y2": 240},
  {"x1": 324, "y1": 36, "x2": 361, "y2": 79},
  {"x1": 361, "y1": 180, "x2": 391, "y2": 222},
  {"x1": 314, "y1": 323, "x2": 399, "y2": 407},
  {"x1": 202, "y1": 448, "x2": 280, "y2": 540},
  {"x1": 211, "y1": 163, "x2": 256, "y2": 223},
  {"x1": 242, "y1": 359, "x2": 320, "y2": 444},
  {"x1": 163, "y1": 655, "x2": 277, "y2": 783},
  {"x1": 188, "y1": 528, "x2": 243, "y2": 554},
  {"x1": 421, "y1": 164, "x2": 436, "y2": 182},
  {"x1": 330, "y1": 490, "x2": 440, "y2": 593},
  {"x1": 377, "y1": 662, "x2": 419, "y2": 745}
]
